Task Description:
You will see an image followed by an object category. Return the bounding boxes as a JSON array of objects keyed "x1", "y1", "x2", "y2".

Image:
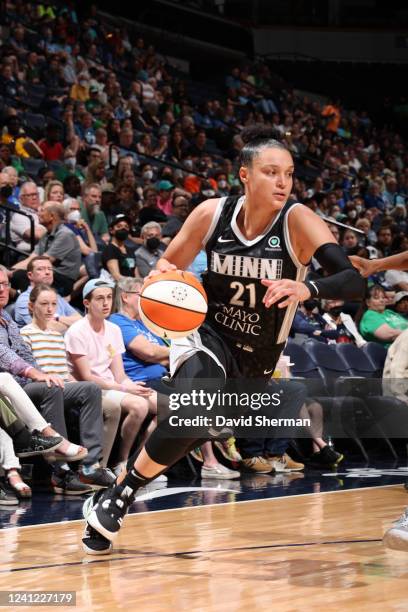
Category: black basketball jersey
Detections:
[{"x1": 202, "y1": 195, "x2": 308, "y2": 353}]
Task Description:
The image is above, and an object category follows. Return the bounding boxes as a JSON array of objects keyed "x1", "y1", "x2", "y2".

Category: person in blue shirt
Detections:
[
  {"x1": 14, "y1": 255, "x2": 81, "y2": 331},
  {"x1": 109, "y1": 277, "x2": 169, "y2": 391}
]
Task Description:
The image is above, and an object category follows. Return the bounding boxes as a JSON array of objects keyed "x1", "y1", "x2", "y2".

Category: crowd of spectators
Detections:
[{"x1": 0, "y1": 0, "x2": 407, "y2": 504}]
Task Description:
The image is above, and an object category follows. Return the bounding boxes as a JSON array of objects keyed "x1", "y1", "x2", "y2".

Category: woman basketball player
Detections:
[{"x1": 82, "y1": 126, "x2": 365, "y2": 554}]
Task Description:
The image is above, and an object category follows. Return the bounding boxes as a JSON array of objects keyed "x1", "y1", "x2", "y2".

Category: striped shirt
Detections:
[{"x1": 20, "y1": 324, "x2": 70, "y2": 380}]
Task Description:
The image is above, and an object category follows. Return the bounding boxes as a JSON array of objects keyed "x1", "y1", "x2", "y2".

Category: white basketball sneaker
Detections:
[{"x1": 383, "y1": 507, "x2": 408, "y2": 551}]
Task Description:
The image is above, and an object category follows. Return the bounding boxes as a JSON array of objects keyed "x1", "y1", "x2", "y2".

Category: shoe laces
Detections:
[{"x1": 101, "y1": 486, "x2": 134, "y2": 516}]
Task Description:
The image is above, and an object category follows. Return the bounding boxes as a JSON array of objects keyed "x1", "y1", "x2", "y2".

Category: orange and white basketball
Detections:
[{"x1": 139, "y1": 271, "x2": 208, "y2": 339}]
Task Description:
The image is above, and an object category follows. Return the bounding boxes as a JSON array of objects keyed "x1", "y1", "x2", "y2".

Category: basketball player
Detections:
[
  {"x1": 351, "y1": 250, "x2": 408, "y2": 551},
  {"x1": 82, "y1": 126, "x2": 365, "y2": 554}
]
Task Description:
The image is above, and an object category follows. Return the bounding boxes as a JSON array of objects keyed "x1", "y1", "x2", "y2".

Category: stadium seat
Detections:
[
  {"x1": 361, "y1": 342, "x2": 388, "y2": 377},
  {"x1": 304, "y1": 339, "x2": 371, "y2": 460},
  {"x1": 335, "y1": 343, "x2": 400, "y2": 458}
]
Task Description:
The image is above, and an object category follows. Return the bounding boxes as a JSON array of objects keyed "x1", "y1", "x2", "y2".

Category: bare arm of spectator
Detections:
[
  {"x1": 48, "y1": 312, "x2": 81, "y2": 333},
  {"x1": 22, "y1": 225, "x2": 46, "y2": 242},
  {"x1": 127, "y1": 334, "x2": 169, "y2": 366},
  {"x1": 373, "y1": 324, "x2": 403, "y2": 342},
  {"x1": 105, "y1": 259, "x2": 123, "y2": 282},
  {"x1": 11, "y1": 252, "x2": 36, "y2": 271},
  {"x1": 79, "y1": 221, "x2": 98, "y2": 253},
  {"x1": 70, "y1": 352, "x2": 152, "y2": 396}
]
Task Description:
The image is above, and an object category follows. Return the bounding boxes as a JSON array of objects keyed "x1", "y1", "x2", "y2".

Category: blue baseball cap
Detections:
[{"x1": 83, "y1": 278, "x2": 115, "y2": 299}]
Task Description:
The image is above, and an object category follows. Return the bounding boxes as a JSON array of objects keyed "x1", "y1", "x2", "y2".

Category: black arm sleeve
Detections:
[{"x1": 303, "y1": 243, "x2": 366, "y2": 300}]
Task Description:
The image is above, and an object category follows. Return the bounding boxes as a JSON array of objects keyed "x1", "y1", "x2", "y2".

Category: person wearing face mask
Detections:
[
  {"x1": 291, "y1": 299, "x2": 339, "y2": 343},
  {"x1": 101, "y1": 214, "x2": 136, "y2": 282},
  {"x1": 57, "y1": 150, "x2": 85, "y2": 183},
  {"x1": 321, "y1": 299, "x2": 366, "y2": 347},
  {"x1": 215, "y1": 172, "x2": 230, "y2": 196},
  {"x1": 134, "y1": 222, "x2": 166, "y2": 278},
  {"x1": 64, "y1": 197, "x2": 99, "y2": 276},
  {"x1": 140, "y1": 163, "x2": 154, "y2": 187}
]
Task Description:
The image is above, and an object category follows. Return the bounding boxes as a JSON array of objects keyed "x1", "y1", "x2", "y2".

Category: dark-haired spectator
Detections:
[
  {"x1": 376, "y1": 226, "x2": 394, "y2": 257},
  {"x1": 101, "y1": 214, "x2": 136, "y2": 281},
  {"x1": 358, "y1": 285, "x2": 408, "y2": 347},
  {"x1": 38, "y1": 125, "x2": 64, "y2": 162},
  {"x1": 321, "y1": 299, "x2": 367, "y2": 347},
  {"x1": 341, "y1": 228, "x2": 360, "y2": 255},
  {"x1": 139, "y1": 187, "x2": 167, "y2": 225}
]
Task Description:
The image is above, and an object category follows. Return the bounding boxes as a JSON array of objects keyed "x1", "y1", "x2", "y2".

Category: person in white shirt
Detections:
[{"x1": 10, "y1": 182, "x2": 46, "y2": 252}]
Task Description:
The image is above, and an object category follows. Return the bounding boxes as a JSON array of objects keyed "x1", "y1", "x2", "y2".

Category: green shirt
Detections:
[
  {"x1": 360, "y1": 308, "x2": 408, "y2": 346},
  {"x1": 80, "y1": 201, "x2": 108, "y2": 238}
]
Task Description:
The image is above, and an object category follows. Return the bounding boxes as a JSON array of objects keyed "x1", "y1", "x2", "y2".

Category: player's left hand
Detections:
[{"x1": 261, "y1": 279, "x2": 311, "y2": 309}]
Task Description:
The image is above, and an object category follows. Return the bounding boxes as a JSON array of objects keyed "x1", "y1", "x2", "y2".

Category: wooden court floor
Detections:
[{"x1": 1, "y1": 485, "x2": 408, "y2": 611}]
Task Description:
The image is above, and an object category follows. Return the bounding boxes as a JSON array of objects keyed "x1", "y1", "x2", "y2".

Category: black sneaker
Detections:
[
  {"x1": 0, "y1": 482, "x2": 18, "y2": 506},
  {"x1": 82, "y1": 523, "x2": 112, "y2": 555},
  {"x1": 51, "y1": 470, "x2": 94, "y2": 496},
  {"x1": 79, "y1": 467, "x2": 116, "y2": 489},
  {"x1": 309, "y1": 446, "x2": 344, "y2": 469},
  {"x1": 15, "y1": 431, "x2": 63, "y2": 458},
  {"x1": 88, "y1": 484, "x2": 135, "y2": 542}
]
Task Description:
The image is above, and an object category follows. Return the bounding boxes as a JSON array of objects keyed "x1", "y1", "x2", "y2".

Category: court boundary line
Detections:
[
  {"x1": 0, "y1": 537, "x2": 384, "y2": 575},
  {"x1": 0, "y1": 482, "x2": 403, "y2": 532}
]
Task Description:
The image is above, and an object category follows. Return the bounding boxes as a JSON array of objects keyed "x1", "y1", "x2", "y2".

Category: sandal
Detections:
[
  {"x1": 6, "y1": 469, "x2": 32, "y2": 498},
  {"x1": 45, "y1": 442, "x2": 88, "y2": 463}
]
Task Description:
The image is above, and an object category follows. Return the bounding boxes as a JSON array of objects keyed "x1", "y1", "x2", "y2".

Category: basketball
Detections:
[{"x1": 139, "y1": 271, "x2": 208, "y2": 339}]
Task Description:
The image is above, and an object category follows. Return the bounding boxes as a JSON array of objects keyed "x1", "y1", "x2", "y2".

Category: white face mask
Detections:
[
  {"x1": 218, "y1": 180, "x2": 228, "y2": 189},
  {"x1": 143, "y1": 170, "x2": 153, "y2": 180},
  {"x1": 67, "y1": 210, "x2": 81, "y2": 223},
  {"x1": 65, "y1": 157, "x2": 76, "y2": 169},
  {"x1": 184, "y1": 159, "x2": 193, "y2": 170}
]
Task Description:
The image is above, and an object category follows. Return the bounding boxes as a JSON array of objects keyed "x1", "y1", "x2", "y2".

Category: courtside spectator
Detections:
[
  {"x1": 64, "y1": 279, "x2": 157, "y2": 476},
  {"x1": 14, "y1": 255, "x2": 81, "y2": 330}
]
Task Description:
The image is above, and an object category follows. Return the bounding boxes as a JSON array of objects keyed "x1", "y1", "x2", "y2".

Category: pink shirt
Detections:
[
  {"x1": 64, "y1": 316, "x2": 125, "y2": 382},
  {"x1": 157, "y1": 195, "x2": 173, "y2": 216}
]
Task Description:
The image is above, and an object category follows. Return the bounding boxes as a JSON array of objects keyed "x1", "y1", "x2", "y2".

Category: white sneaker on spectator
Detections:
[{"x1": 201, "y1": 463, "x2": 240, "y2": 480}]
